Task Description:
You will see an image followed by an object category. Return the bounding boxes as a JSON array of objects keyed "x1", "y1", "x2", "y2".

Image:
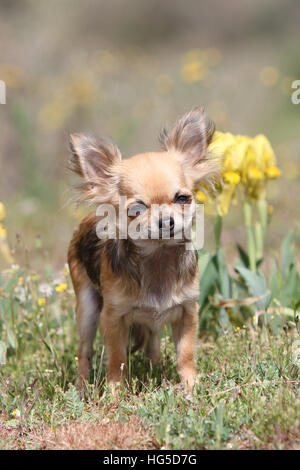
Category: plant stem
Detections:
[{"x1": 243, "y1": 200, "x2": 256, "y2": 272}]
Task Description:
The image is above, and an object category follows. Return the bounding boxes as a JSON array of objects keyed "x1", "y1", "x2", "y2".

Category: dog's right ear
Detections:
[{"x1": 69, "y1": 134, "x2": 121, "y2": 204}]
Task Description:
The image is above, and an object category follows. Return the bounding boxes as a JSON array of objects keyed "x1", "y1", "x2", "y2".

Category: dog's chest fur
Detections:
[
  {"x1": 74, "y1": 219, "x2": 199, "y2": 328},
  {"x1": 118, "y1": 243, "x2": 199, "y2": 328},
  {"x1": 138, "y1": 247, "x2": 197, "y2": 309}
]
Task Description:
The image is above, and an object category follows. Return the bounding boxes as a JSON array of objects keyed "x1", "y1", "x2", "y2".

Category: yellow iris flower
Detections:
[
  {"x1": 223, "y1": 171, "x2": 241, "y2": 185},
  {"x1": 265, "y1": 166, "x2": 281, "y2": 179},
  {"x1": 200, "y1": 131, "x2": 280, "y2": 216},
  {"x1": 195, "y1": 190, "x2": 207, "y2": 202}
]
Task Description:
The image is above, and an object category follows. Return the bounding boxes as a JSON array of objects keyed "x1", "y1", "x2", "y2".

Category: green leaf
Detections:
[
  {"x1": 246, "y1": 227, "x2": 256, "y2": 272},
  {"x1": 214, "y1": 215, "x2": 222, "y2": 251},
  {"x1": 219, "y1": 308, "x2": 231, "y2": 331},
  {"x1": 5, "y1": 419, "x2": 20, "y2": 428},
  {"x1": 216, "y1": 249, "x2": 231, "y2": 298},
  {"x1": 65, "y1": 384, "x2": 84, "y2": 418},
  {"x1": 235, "y1": 266, "x2": 270, "y2": 310},
  {"x1": 281, "y1": 232, "x2": 295, "y2": 277},
  {"x1": 198, "y1": 259, "x2": 218, "y2": 311},
  {"x1": 197, "y1": 249, "x2": 211, "y2": 279},
  {"x1": 0, "y1": 303, "x2": 17, "y2": 349},
  {"x1": 270, "y1": 259, "x2": 281, "y2": 303},
  {"x1": 236, "y1": 243, "x2": 249, "y2": 268},
  {"x1": 283, "y1": 267, "x2": 300, "y2": 306}
]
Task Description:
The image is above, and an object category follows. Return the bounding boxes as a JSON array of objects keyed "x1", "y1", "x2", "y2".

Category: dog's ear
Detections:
[
  {"x1": 69, "y1": 134, "x2": 121, "y2": 204},
  {"x1": 159, "y1": 107, "x2": 220, "y2": 188}
]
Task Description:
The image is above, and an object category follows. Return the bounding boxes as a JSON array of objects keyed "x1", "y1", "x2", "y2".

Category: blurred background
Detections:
[{"x1": 0, "y1": 0, "x2": 299, "y2": 270}]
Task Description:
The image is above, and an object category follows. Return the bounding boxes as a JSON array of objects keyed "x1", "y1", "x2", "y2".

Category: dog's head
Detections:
[{"x1": 69, "y1": 107, "x2": 219, "y2": 245}]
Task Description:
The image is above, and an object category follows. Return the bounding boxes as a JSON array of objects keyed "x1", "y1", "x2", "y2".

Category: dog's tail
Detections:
[{"x1": 130, "y1": 324, "x2": 149, "y2": 353}]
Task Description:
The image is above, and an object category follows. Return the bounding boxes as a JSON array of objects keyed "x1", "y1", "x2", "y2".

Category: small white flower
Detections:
[
  {"x1": 11, "y1": 264, "x2": 20, "y2": 271},
  {"x1": 53, "y1": 277, "x2": 65, "y2": 286},
  {"x1": 14, "y1": 286, "x2": 26, "y2": 303},
  {"x1": 38, "y1": 283, "x2": 53, "y2": 298}
]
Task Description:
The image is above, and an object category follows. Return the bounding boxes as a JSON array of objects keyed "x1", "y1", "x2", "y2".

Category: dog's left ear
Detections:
[{"x1": 159, "y1": 107, "x2": 219, "y2": 188}]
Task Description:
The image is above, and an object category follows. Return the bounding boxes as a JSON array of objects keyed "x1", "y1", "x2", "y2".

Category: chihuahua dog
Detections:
[{"x1": 68, "y1": 107, "x2": 218, "y2": 390}]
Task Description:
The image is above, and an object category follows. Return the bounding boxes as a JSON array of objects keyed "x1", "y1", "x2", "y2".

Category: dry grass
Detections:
[
  {"x1": 33, "y1": 417, "x2": 159, "y2": 450},
  {"x1": 0, "y1": 416, "x2": 159, "y2": 450},
  {"x1": 233, "y1": 425, "x2": 300, "y2": 450}
]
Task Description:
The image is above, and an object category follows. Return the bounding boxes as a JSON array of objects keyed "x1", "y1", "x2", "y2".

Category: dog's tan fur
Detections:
[{"x1": 67, "y1": 107, "x2": 219, "y2": 390}]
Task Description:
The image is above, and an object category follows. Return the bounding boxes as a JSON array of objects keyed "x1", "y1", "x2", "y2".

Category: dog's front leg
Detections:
[
  {"x1": 100, "y1": 306, "x2": 129, "y2": 386},
  {"x1": 172, "y1": 302, "x2": 198, "y2": 390}
]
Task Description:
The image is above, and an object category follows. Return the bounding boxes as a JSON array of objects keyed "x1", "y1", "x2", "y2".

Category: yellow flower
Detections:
[
  {"x1": 265, "y1": 166, "x2": 281, "y2": 179},
  {"x1": 260, "y1": 66, "x2": 279, "y2": 87},
  {"x1": 206, "y1": 130, "x2": 279, "y2": 213},
  {"x1": 0, "y1": 64, "x2": 27, "y2": 88},
  {"x1": 68, "y1": 72, "x2": 98, "y2": 106},
  {"x1": 223, "y1": 171, "x2": 240, "y2": 185},
  {"x1": 181, "y1": 61, "x2": 206, "y2": 83},
  {"x1": 195, "y1": 190, "x2": 207, "y2": 202},
  {"x1": 39, "y1": 99, "x2": 72, "y2": 131},
  {"x1": 250, "y1": 134, "x2": 276, "y2": 169},
  {"x1": 0, "y1": 202, "x2": 6, "y2": 221},
  {"x1": 268, "y1": 205, "x2": 274, "y2": 215},
  {"x1": 208, "y1": 131, "x2": 236, "y2": 159},
  {"x1": 247, "y1": 167, "x2": 263, "y2": 180},
  {"x1": 0, "y1": 224, "x2": 7, "y2": 238},
  {"x1": 217, "y1": 185, "x2": 237, "y2": 216},
  {"x1": 55, "y1": 283, "x2": 67, "y2": 292},
  {"x1": 183, "y1": 49, "x2": 203, "y2": 63},
  {"x1": 37, "y1": 298, "x2": 46, "y2": 307}
]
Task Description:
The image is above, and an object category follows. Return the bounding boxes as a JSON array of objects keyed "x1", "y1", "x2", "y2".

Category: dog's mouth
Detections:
[{"x1": 146, "y1": 227, "x2": 185, "y2": 241}]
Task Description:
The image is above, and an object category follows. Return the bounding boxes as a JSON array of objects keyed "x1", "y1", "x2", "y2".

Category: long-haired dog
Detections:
[{"x1": 68, "y1": 107, "x2": 218, "y2": 390}]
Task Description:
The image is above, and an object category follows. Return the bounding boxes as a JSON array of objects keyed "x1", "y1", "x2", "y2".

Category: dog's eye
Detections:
[
  {"x1": 128, "y1": 203, "x2": 147, "y2": 217},
  {"x1": 175, "y1": 194, "x2": 191, "y2": 204}
]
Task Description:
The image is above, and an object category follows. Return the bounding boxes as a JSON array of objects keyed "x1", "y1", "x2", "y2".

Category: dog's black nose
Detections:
[{"x1": 159, "y1": 216, "x2": 175, "y2": 234}]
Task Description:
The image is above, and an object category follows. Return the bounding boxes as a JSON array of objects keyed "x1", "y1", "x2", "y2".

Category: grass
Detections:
[{"x1": 0, "y1": 265, "x2": 300, "y2": 450}]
